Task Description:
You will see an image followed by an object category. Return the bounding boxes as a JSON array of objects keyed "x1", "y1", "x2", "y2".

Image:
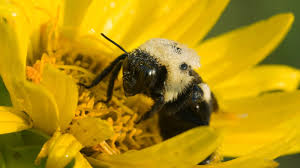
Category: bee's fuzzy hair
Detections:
[{"x1": 139, "y1": 38, "x2": 201, "y2": 102}]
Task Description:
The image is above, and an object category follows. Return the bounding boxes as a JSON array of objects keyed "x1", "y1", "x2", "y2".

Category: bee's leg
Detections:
[
  {"x1": 79, "y1": 54, "x2": 127, "y2": 89},
  {"x1": 136, "y1": 96, "x2": 164, "y2": 123},
  {"x1": 104, "y1": 61, "x2": 123, "y2": 103}
]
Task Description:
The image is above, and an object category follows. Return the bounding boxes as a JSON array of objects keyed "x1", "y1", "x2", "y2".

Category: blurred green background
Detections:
[
  {"x1": 206, "y1": 0, "x2": 300, "y2": 167},
  {"x1": 0, "y1": 0, "x2": 299, "y2": 167}
]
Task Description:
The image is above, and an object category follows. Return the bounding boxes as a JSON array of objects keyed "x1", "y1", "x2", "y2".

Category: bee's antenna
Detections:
[{"x1": 101, "y1": 33, "x2": 128, "y2": 53}]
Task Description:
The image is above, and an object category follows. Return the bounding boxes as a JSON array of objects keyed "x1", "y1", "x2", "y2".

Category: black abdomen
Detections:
[{"x1": 158, "y1": 82, "x2": 216, "y2": 139}]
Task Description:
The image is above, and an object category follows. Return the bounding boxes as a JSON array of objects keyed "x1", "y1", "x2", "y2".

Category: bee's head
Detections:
[
  {"x1": 122, "y1": 49, "x2": 167, "y2": 97},
  {"x1": 121, "y1": 38, "x2": 201, "y2": 101}
]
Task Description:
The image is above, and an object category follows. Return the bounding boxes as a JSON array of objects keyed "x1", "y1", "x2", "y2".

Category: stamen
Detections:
[
  {"x1": 26, "y1": 66, "x2": 41, "y2": 83},
  {"x1": 111, "y1": 97, "x2": 135, "y2": 114},
  {"x1": 26, "y1": 54, "x2": 56, "y2": 83},
  {"x1": 99, "y1": 141, "x2": 117, "y2": 155},
  {"x1": 55, "y1": 64, "x2": 95, "y2": 79}
]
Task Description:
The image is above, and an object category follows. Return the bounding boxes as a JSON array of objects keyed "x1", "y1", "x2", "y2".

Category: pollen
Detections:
[
  {"x1": 26, "y1": 54, "x2": 56, "y2": 83},
  {"x1": 73, "y1": 82, "x2": 162, "y2": 155}
]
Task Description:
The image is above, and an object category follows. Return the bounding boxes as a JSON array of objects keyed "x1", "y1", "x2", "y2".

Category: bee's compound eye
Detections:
[{"x1": 180, "y1": 63, "x2": 188, "y2": 70}]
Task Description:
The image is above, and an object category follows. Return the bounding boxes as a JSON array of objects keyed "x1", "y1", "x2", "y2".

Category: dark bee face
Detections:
[{"x1": 122, "y1": 49, "x2": 165, "y2": 97}]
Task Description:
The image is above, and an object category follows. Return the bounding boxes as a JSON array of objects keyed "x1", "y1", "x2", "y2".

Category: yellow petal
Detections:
[
  {"x1": 36, "y1": 131, "x2": 83, "y2": 168},
  {"x1": 199, "y1": 122, "x2": 298, "y2": 167},
  {"x1": 74, "y1": 153, "x2": 92, "y2": 168},
  {"x1": 215, "y1": 91, "x2": 300, "y2": 131},
  {"x1": 69, "y1": 117, "x2": 114, "y2": 147},
  {"x1": 80, "y1": 0, "x2": 204, "y2": 57},
  {"x1": 81, "y1": 0, "x2": 152, "y2": 49},
  {"x1": 214, "y1": 65, "x2": 300, "y2": 100},
  {"x1": 196, "y1": 13, "x2": 294, "y2": 85},
  {"x1": 88, "y1": 126, "x2": 220, "y2": 168},
  {"x1": 21, "y1": 81, "x2": 60, "y2": 135},
  {"x1": 159, "y1": 0, "x2": 208, "y2": 41},
  {"x1": 79, "y1": 0, "x2": 109, "y2": 36},
  {"x1": 9, "y1": 0, "x2": 55, "y2": 62},
  {"x1": 35, "y1": 131, "x2": 61, "y2": 165},
  {"x1": 177, "y1": 0, "x2": 230, "y2": 46},
  {"x1": 79, "y1": 0, "x2": 138, "y2": 59},
  {"x1": 122, "y1": 0, "x2": 200, "y2": 49},
  {"x1": 0, "y1": 4, "x2": 29, "y2": 109},
  {"x1": 163, "y1": 0, "x2": 230, "y2": 46},
  {"x1": 75, "y1": 35, "x2": 115, "y2": 62},
  {"x1": 285, "y1": 130, "x2": 300, "y2": 154},
  {"x1": 81, "y1": 0, "x2": 139, "y2": 44},
  {"x1": 13, "y1": 0, "x2": 61, "y2": 18},
  {"x1": 0, "y1": 4, "x2": 28, "y2": 78},
  {"x1": 196, "y1": 158, "x2": 277, "y2": 168},
  {"x1": 248, "y1": 128, "x2": 298, "y2": 160},
  {"x1": 81, "y1": 0, "x2": 228, "y2": 53},
  {"x1": 200, "y1": 129, "x2": 297, "y2": 168},
  {"x1": 59, "y1": 0, "x2": 92, "y2": 39},
  {"x1": 211, "y1": 91, "x2": 300, "y2": 156},
  {"x1": 0, "y1": 106, "x2": 31, "y2": 134},
  {"x1": 46, "y1": 133, "x2": 82, "y2": 168},
  {"x1": 41, "y1": 64, "x2": 78, "y2": 130}
]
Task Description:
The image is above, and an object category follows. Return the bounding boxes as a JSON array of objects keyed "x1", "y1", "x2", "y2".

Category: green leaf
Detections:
[
  {"x1": 0, "y1": 77, "x2": 11, "y2": 106},
  {"x1": 0, "y1": 129, "x2": 51, "y2": 168},
  {"x1": 0, "y1": 152, "x2": 6, "y2": 168},
  {"x1": 1, "y1": 145, "x2": 45, "y2": 168},
  {"x1": 20, "y1": 129, "x2": 49, "y2": 146},
  {"x1": 0, "y1": 132, "x2": 24, "y2": 151}
]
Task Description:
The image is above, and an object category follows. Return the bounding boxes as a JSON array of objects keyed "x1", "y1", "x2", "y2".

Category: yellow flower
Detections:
[{"x1": 0, "y1": 0, "x2": 299, "y2": 168}]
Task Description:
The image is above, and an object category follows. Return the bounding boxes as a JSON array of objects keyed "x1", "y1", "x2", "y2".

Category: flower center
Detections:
[{"x1": 26, "y1": 37, "x2": 162, "y2": 155}]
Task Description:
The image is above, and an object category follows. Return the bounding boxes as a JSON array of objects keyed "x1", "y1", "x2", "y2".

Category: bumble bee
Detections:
[{"x1": 81, "y1": 34, "x2": 218, "y2": 140}]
